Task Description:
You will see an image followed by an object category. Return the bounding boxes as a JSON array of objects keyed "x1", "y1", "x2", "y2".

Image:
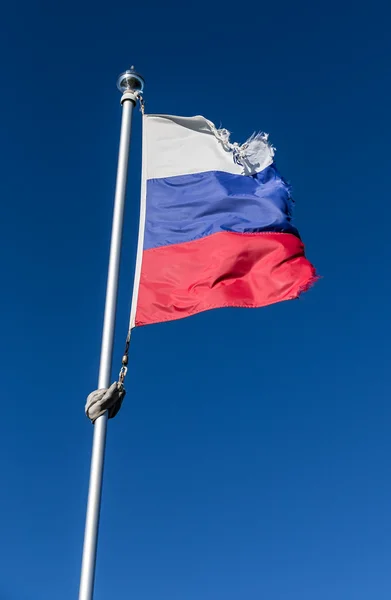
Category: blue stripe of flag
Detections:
[{"x1": 144, "y1": 164, "x2": 298, "y2": 250}]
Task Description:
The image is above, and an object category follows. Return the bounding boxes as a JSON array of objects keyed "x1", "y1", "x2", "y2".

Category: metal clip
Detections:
[
  {"x1": 119, "y1": 365, "x2": 128, "y2": 385},
  {"x1": 138, "y1": 93, "x2": 145, "y2": 115}
]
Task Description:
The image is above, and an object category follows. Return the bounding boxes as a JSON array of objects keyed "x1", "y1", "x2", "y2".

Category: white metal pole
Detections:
[{"x1": 79, "y1": 69, "x2": 144, "y2": 600}]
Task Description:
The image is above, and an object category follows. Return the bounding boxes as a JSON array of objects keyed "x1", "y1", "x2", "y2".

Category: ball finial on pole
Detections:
[{"x1": 117, "y1": 67, "x2": 145, "y2": 95}]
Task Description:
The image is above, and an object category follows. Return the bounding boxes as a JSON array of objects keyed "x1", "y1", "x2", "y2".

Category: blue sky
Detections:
[{"x1": 1, "y1": 1, "x2": 391, "y2": 598}]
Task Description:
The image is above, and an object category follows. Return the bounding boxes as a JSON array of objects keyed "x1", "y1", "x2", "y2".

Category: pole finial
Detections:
[{"x1": 117, "y1": 68, "x2": 144, "y2": 95}]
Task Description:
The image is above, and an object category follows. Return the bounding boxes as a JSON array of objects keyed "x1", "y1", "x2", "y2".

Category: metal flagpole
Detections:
[{"x1": 79, "y1": 68, "x2": 145, "y2": 600}]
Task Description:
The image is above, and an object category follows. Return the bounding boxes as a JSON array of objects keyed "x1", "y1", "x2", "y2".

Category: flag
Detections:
[{"x1": 131, "y1": 114, "x2": 316, "y2": 327}]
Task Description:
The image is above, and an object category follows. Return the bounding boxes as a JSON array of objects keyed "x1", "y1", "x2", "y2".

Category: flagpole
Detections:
[{"x1": 79, "y1": 68, "x2": 144, "y2": 600}]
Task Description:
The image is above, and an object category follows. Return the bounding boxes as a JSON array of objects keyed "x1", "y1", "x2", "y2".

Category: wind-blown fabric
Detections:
[{"x1": 132, "y1": 114, "x2": 316, "y2": 327}]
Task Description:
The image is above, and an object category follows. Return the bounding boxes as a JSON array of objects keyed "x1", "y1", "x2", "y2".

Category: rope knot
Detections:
[{"x1": 85, "y1": 382, "x2": 126, "y2": 423}]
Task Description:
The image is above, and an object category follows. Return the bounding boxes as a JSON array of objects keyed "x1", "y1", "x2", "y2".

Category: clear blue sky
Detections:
[{"x1": 1, "y1": 1, "x2": 390, "y2": 599}]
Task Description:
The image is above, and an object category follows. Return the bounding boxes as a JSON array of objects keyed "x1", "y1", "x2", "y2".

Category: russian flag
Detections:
[{"x1": 131, "y1": 114, "x2": 316, "y2": 327}]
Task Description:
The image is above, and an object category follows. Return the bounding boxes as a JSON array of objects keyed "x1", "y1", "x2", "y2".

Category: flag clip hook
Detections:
[{"x1": 118, "y1": 335, "x2": 130, "y2": 384}]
